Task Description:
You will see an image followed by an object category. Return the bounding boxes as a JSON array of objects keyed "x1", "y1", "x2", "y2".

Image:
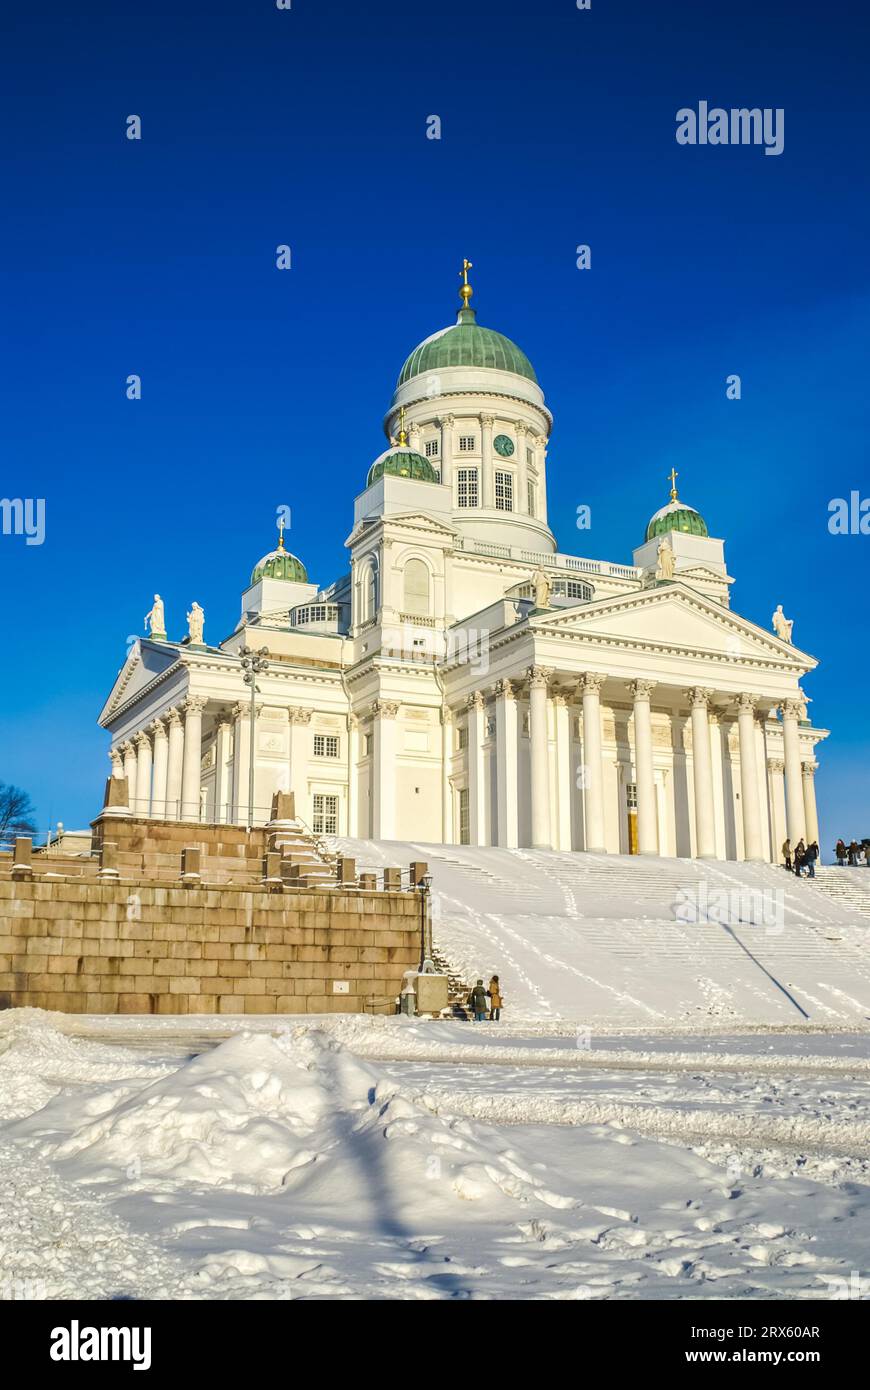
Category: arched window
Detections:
[
  {"x1": 357, "y1": 558, "x2": 378, "y2": 625},
  {"x1": 403, "y1": 558, "x2": 430, "y2": 616}
]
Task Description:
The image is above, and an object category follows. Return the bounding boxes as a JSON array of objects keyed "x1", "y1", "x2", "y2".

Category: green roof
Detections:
[
  {"x1": 645, "y1": 499, "x2": 709, "y2": 542},
  {"x1": 367, "y1": 446, "x2": 439, "y2": 488},
  {"x1": 251, "y1": 546, "x2": 308, "y2": 585},
  {"x1": 398, "y1": 308, "x2": 537, "y2": 387}
]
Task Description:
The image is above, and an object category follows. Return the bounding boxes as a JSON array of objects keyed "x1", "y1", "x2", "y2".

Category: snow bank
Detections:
[{"x1": 8, "y1": 1026, "x2": 580, "y2": 1215}]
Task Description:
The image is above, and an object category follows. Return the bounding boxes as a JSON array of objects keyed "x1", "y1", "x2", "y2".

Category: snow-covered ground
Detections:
[{"x1": 2, "y1": 1009, "x2": 870, "y2": 1301}]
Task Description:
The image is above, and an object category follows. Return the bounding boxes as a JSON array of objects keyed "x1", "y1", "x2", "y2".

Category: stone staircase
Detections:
[
  {"x1": 334, "y1": 837, "x2": 870, "y2": 1024},
  {"x1": 10, "y1": 813, "x2": 340, "y2": 890},
  {"x1": 813, "y1": 865, "x2": 870, "y2": 921},
  {"x1": 430, "y1": 945, "x2": 475, "y2": 1019}
]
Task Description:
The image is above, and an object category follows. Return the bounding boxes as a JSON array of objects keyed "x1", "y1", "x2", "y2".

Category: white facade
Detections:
[{"x1": 98, "y1": 276, "x2": 826, "y2": 862}]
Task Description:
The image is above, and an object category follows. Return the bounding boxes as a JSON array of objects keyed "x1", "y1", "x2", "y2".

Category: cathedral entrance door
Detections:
[{"x1": 626, "y1": 781, "x2": 639, "y2": 854}]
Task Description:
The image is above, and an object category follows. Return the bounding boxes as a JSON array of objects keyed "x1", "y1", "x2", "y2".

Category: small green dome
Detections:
[
  {"x1": 645, "y1": 498, "x2": 709, "y2": 542},
  {"x1": 251, "y1": 543, "x2": 308, "y2": 585},
  {"x1": 398, "y1": 308, "x2": 538, "y2": 387},
  {"x1": 367, "y1": 445, "x2": 438, "y2": 488}
]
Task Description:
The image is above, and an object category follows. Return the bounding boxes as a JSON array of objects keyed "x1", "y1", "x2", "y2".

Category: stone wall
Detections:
[{"x1": 0, "y1": 875, "x2": 421, "y2": 1015}]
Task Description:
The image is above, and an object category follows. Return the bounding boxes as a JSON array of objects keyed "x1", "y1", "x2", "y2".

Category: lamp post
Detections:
[
  {"x1": 240, "y1": 645, "x2": 269, "y2": 830},
  {"x1": 417, "y1": 871, "x2": 434, "y2": 968}
]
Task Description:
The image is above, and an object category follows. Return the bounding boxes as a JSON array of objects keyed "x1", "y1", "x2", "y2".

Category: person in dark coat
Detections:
[
  {"x1": 835, "y1": 839, "x2": 847, "y2": 866},
  {"x1": 848, "y1": 840, "x2": 859, "y2": 867},
  {"x1": 782, "y1": 838, "x2": 792, "y2": 871},
  {"x1": 804, "y1": 841, "x2": 819, "y2": 878},
  {"x1": 793, "y1": 839, "x2": 806, "y2": 876},
  {"x1": 468, "y1": 979, "x2": 488, "y2": 1022}
]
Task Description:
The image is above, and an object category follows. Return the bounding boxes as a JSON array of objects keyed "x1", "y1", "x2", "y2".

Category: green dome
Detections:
[
  {"x1": 398, "y1": 308, "x2": 538, "y2": 387},
  {"x1": 250, "y1": 543, "x2": 308, "y2": 585},
  {"x1": 645, "y1": 498, "x2": 709, "y2": 542},
  {"x1": 367, "y1": 445, "x2": 438, "y2": 488}
]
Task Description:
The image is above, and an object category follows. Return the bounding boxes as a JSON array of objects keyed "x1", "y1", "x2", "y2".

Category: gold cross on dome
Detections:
[
  {"x1": 460, "y1": 258, "x2": 472, "y2": 286},
  {"x1": 668, "y1": 467, "x2": 679, "y2": 502},
  {"x1": 277, "y1": 514, "x2": 286, "y2": 550},
  {"x1": 459, "y1": 258, "x2": 474, "y2": 308}
]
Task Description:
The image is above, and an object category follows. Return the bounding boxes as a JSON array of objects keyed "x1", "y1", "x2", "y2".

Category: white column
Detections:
[
  {"x1": 371, "y1": 700, "x2": 399, "y2": 839},
  {"x1": 494, "y1": 680, "x2": 518, "y2": 848},
  {"x1": 736, "y1": 693, "x2": 764, "y2": 862},
  {"x1": 122, "y1": 741, "x2": 138, "y2": 801},
  {"x1": 553, "y1": 691, "x2": 573, "y2": 851},
  {"x1": 165, "y1": 708, "x2": 184, "y2": 821},
  {"x1": 439, "y1": 413, "x2": 454, "y2": 494},
  {"x1": 769, "y1": 759, "x2": 787, "y2": 861},
  {"x1": 528, "y1": 666, "x2": 552, "y2": 850},
  {"x1": 180, "y1": 695, "x2": 206, "y2": 822},
  {"x1": 579, "y1": 672, "x2": 607, "y2": 853},
  {"x1": 686, "y1": 687, "x2": 716, "y2": 859},
  {"x1": 466, "y1": 691, "x2": 487, "y2": 846},
  {"x1": 781, "y1": 698, "x2": 807, "y2": 845},
  {"x1": 533, "y1": 434, "x2": 547, "y2": 524},
  {"x1": 480, "y1": 414, "x2": 494, "y2": 508},
  {"x1": 150, "y1": 719, "x2": 169, "y2": 820},
  {"x1": 214, "y1": 715, "x2": 233, "y2": 825},
  {"x1": 134, "y1": 731, "x2": 152, "y2": 818},
  {"x1": 709, "y1": 714, "x2": 727, "y2": 859},
  {"x1": 109, "y1": 747, "x2": 124, "y2": 779},
  {"x1": 802, "y1": 763, "x2": 819, "y2": 845},
  {"x1": 440, "y1": 706, "x2": 454, "y2": 844},
  {"x1": 516, "y1": 424, "x2": 528, "y2": 515},
  {"x1": 755, "y1": 718, "x2": 773, "y2": 861},
  {"x1": 629, "y1": 679, "x2": 658, "y2": 855},
  {"x1": 286, "y1": 706, "x2": 309, "y2": 824},
  {"x1": 347, "y1": 713, "x2": 360, "y2": 837},
  {"x1": 231, "y1": 703, "x2": 249, "y2": 825}
]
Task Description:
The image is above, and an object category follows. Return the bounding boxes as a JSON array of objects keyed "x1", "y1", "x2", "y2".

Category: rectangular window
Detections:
[
  {"x1": 458, "y1": 434, "x2": 476, "y2": 452},
  {"x1": 459, "y1": 788, "x2": 470, "y2": 845},
  {"x1": 457, "y1": 468, "x2": 478, "y2": 508},
  {"x1": 526, "y1": 447, "x2": 534, "y2": 466},
  {"x1": 313, "y1": 793, "x2": 338, "y2": 835},
  {"x1": 364, "y1": 733, "x2": 372, "y2": 756},
  {"x1": 313, "y1": 733, "x2": 340, "y2": 759},
  {"x1": 458, "y1": 724, "x2": 468, "y2": 751},
  {"x1": 495, "y1": 470, "x2": 513, "y2": 512},
  {"x1": 425, "y1": 439, "x2": 439, "y2": 457},
  {"x1": 527, "y1": 480, "x2": 536, "y2": 517},
  {"x1": 626, "y1": 783, "x2": 638, "y2": 810}
]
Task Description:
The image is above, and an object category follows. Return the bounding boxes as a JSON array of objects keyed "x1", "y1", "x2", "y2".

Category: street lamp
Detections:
[
  {"x1": 417, "y1": 871, "x2": 434, "y2": 968},
  {"x1": 240, "y1": 645, "x2": 269, "y2": 830}
]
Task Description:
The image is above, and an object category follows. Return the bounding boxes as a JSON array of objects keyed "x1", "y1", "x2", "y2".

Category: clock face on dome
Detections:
[{"x1": 493, "y1": 434, "x2": 515, "y2": 457}]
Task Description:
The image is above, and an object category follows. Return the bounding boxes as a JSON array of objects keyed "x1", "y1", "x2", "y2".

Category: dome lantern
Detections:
[
  {"x1": 645, "y1": 469, "x2": 709, "y2": 542},
  {"x1": 250, "y1": 517, "x2": 308, "y2": 585}
]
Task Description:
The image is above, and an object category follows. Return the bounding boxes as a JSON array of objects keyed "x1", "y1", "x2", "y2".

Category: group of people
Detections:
[
  {"x1": 468, "y1": 975, "x2": 503, "y2": 1022},
  {"x1": 834, "y1": 839, "x2": 870, "y2": 867},
  {"x1": 782, "y1": 838, "x2": 820, "y2": 876}
]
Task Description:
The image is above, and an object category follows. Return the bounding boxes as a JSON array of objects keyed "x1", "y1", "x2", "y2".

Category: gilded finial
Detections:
[
  {"x1": 398, "y1": 405, "x2": 407, "y2": 447},
  {"x1": 459, "y1": 257, "x2": 473, "y2": 310},
  {"x1": 668, "y1": 467, "x2": 679, "y2": 503},
  {"x1": 277, "y1": 514, "x2": 286, "y2": 551}
]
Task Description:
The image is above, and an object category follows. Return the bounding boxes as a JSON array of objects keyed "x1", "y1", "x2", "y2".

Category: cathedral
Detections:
[{"x1": 99, "y1": 265, "x2": 825, "y2": 862}]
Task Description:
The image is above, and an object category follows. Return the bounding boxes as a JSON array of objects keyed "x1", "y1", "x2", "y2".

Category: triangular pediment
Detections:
[
  {"x1": 532, "y1": 583, "x2": 816, "y2": 668},
  {"x1": 98, "y1": 639, "x2": 181, "y2": 726},
  {"x1": 385, "y1": 511, "x2": 457, "y2": 537}
]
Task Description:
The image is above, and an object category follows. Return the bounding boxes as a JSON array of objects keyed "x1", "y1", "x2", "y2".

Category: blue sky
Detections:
[{"x1": 1, "y1": 0, "x2": 868, "y2": 843}]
